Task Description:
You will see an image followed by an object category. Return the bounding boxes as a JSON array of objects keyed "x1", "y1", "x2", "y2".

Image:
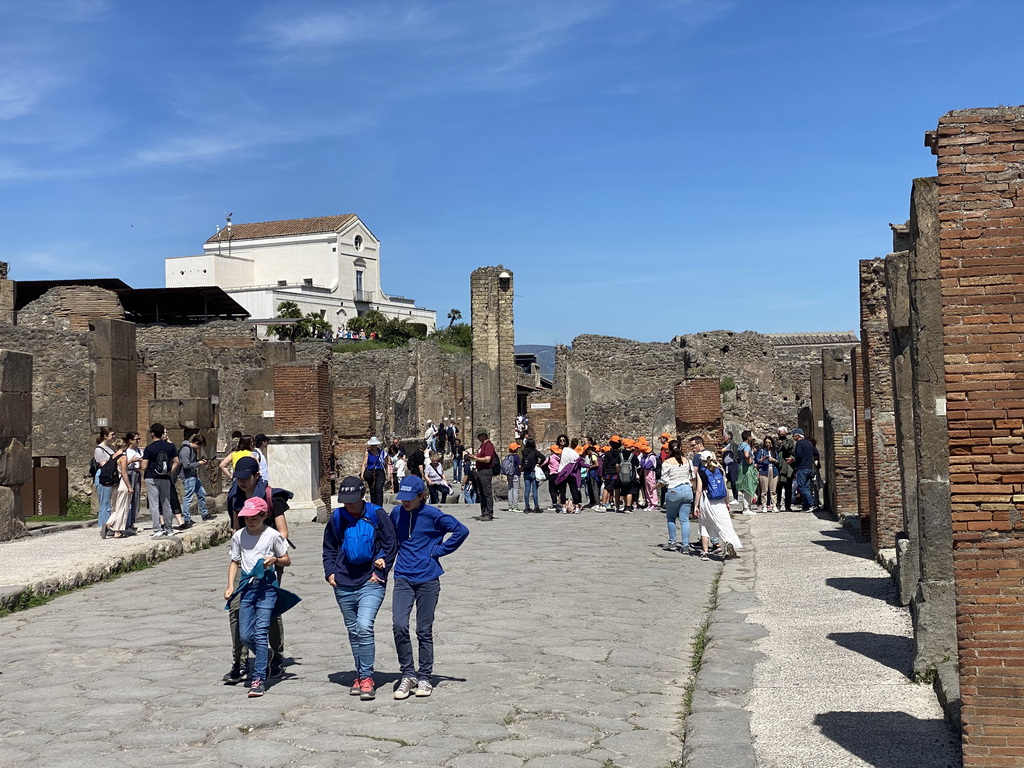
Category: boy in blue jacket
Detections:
[
  {"x1": 322, "y1": 476, "x2": 398, "y2": 701},
  {"x1": 390, "y1": 475, "x2": 469, "y2": 699}
]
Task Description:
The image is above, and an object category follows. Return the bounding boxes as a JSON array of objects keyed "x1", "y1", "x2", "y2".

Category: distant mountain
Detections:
[{"x1": 515, "y1": 344, "x2": 556, "y2": 377}]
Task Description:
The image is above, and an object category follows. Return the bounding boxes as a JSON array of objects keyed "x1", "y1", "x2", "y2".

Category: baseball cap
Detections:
[
  {"x1": 337, "y1": 475, "x2": 365, "y2": 503},
  {"x1": 396, "y1": 475, "x2": 425, "y2": 500},
  {"x1": 509, "y1": 442, "x2": 520, "y2": 451},
  {"x1": 791, "y1": 428, "x2": 805, "y2": 436},
  {"x1": 476, "y1": 427, "x2": 489, "y2": 437},
  {"x1": 238, "y1": 497, "x2": 268, "y2": 517},
  {"x1": 660, "y1": 432, "x2": 671, "y2": 439},
  {"x1": 233, "y1": 456, "x2": 260, "y2": 479},
  {"x1": 610, "y1": 435, "x2": 621, "y2": 442},
  {"x1": 254, "y1": 433, "x2": 268, "y2": 445}
]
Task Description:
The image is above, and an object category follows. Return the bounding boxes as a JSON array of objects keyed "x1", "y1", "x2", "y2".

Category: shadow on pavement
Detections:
[
  {"x1": 826, "y1": 631, "x2": 912, "y2": 675},
  {"x1": 813, "y1": 711, "x2": 961, "y2": 768},
  {"x1": 811, "y1": 538, "x2": 874, "y2": 559},
  {"x1": 825, "y1": 576, "x2": 899, "y2": 604},
  {"x1": 328, "y1": 671, "x2": 468, "y2": 689}
]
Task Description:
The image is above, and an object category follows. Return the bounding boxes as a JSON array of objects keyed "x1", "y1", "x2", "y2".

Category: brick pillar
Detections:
[
  {"x1": 822, "y1": 348, "x2": 858, "y2": 519},
  {"x1": 934, "y1": 106, "x2": 1024, "y2": 766},
  {"x1": 860, "y1": 258, "x2": 902, "y2": 551},
  {"x1": 272, "y1": 363, "x2": 333, "y2": 505},
  {"x1": 470, "y1": 266, "x2": 515, "y2": 451},
  {"x1": 0, "y1": 262, "x2": 15, "y2": 326},
  {"x1": 674, "y1": 378, "x2": 723, "y2": 439},
  {"x1": 851, "y1": 345, "x2": 871, "y2": 539}
]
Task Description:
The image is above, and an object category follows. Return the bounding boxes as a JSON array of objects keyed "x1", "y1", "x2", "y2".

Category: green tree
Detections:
[
  {"x1": 429, "y1": 322, "x2": 472, "y2": 352},
  {"x1": 446, "y1": 308, "x2": 463, "y2": 329},
  {"x1": 347, "y1": 311, "x2": 427, "y2": 345},
  {"x1": 266, "y1": 301, "x2": 303, "y2": 339}
]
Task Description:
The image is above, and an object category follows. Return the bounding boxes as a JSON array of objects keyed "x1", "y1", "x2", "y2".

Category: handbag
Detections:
[{"x1": 534, "y1": 464, "x2": 547, "y2": 482}]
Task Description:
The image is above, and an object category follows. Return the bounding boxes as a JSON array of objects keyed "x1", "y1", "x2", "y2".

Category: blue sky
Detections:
[{"x1": 1, "y1": 0, "x2": 1020, "y2": 345}]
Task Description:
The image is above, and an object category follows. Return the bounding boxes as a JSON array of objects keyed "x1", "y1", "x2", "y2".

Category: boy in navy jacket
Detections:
[
  {"x1": 390, "y1": 475, "x2": 469, "y2": 699},
  {"x1": 323, "y1": 476, "x2": 398, "y2": 700}
]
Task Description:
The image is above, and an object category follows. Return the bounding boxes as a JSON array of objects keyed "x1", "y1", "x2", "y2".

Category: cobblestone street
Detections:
[{"x1": 0, "y1": 506, "x2": 716, "y2": 768}]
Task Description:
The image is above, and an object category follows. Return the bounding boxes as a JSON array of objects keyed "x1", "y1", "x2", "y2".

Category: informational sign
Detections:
[
  {"x1": 262, "y1": 410, "x2": 276, "y2": 418},
  {"x1": 530, "y1": 403, "x2": 551, "y2": 410},
  {"x1": 935, "y1": 397, "x2": 947, "y2": 417}
]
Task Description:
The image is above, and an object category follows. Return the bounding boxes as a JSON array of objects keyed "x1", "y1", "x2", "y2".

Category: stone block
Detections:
[
  {"x1": 0, "y1": 392, "x2": 32, "y2": 446},
  {"x1": 147, "y1": 399, "x2": 183, "y2": 429},
  {"x1": 87, "y1": 318, "x2": 136, "y2": 361},
  {"x1": 245, "y1": 389, "x2": 273, "y2": 415},
  {"x1": 0, "y1": 280, "x2": 16, "y2": 326},
  {"x1": 243, "y1": 368, "x2": 273, "y2": 392},
  {"x1": 0, "y1": 485, "x2": 28, "y2": 542},
  {"x1": 0, "y1": 438, "x2": 32, "y2": 486},
  {"x1": 262, "y1": 343, "x2": 295, "y2": 367},
  {"x1": 178, "y1": 398, "x2": 213, "y2": 430},
  {"x1": 0, "y1": 349, "x2": 32, "y2": 393},
  {"x1": 189, "y1": 368, "x2": 219, "y2": 399}
]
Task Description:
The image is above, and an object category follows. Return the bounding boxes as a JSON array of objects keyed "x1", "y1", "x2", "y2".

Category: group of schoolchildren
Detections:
[{"x1": 225, "y1": 466, "x2": 468, "y2": 700}]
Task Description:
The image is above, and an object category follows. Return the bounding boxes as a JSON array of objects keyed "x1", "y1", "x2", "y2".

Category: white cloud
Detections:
[{"x1": 0, "y1": 65, "x2": 62, "y2": 120}]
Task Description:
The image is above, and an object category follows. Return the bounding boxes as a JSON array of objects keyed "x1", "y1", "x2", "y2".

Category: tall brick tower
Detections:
[{"x1": 470, "y1": 266, "x2": 515, "y2": 453}]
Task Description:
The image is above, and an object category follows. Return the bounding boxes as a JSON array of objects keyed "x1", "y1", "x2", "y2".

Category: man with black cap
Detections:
[
  {"x1": 466, "y1": 428, "x2": 497, "y2": 521},
  {"x1": 390, "y1": 475, "x2": 469, "y2": 699},
  {"x1": 223, "y1": 456, "x2": 292, "y2": 683},
  {"x1": 790, "y1": 429, "x2": 818, "y2": 512},
  {"x1": 323, "y1": 475, "x2": 397, "y2": 701}
]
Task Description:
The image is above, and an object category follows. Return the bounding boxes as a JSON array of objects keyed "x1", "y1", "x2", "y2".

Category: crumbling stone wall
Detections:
[
  {"x1": 821, "y1": 348, "x2": 858, "y2": 519},
  {"x1": 17, "y1": 285, "x2": 123, "y2": 332},
  {"x1": 933, "y1": 106, "x2": 1024, "y2": 766},
  {"x1": 558, "y1": 331, "x2": 858, "y2": 442}
]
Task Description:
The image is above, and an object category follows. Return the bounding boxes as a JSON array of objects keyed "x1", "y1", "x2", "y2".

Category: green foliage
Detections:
[
  {"x1": 266, "y1": 301, "x2": 333, "y2": 340},
  {"x1": 429, "y1": 322, "x2": 472, "y2": 353},
  {"x1": 445, "y1": 308, "x2": 463, "y2": 328},
  {"x1": 347, "y1": 310, "x2": 428, "y2": 345},
  {"x1": 66, "y1": 495, "x2": 92, "y2": 519},
  {"x1": 719, "y1": 376, "x2": 736, "y2": 394}
]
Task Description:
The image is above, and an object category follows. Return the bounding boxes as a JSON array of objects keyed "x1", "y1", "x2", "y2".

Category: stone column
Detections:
[
  {"x1": 0, "y1": 349, "x2": 32, "y2": 541},
  {"x1": 88, "y1": 318, "x2": 137, "y2": 436},
  {"x1": 907, "y1": 176, "x2": 956, "y2": 687},
  {"x1": 470, "y1": 266, "x2": 515, "y2": 452},
  {"x1": 272, "y1": 363, "x2": 333, "y2": 517},
  {"x1": 885, "y1": 249, "x2": 919, "y2": 606}
]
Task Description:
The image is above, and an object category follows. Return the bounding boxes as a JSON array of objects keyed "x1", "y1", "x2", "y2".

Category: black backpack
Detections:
[
  {"x1": 152, "y1": 447, "x2": 172, "y2": 479},
  {"x1": 97, "y1": 449, "x2": 119, "y2": 486}
]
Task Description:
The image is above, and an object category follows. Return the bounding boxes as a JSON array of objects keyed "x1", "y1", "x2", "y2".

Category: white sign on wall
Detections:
[{"x1": 530, "y1": 403, "x2": 551, "y2": 410}]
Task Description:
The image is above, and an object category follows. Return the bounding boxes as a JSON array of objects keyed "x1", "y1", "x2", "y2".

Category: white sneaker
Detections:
[
  {"x1": 415, "y1": 680, "x2": 433, "y2": 697},
  {"x1": 151, "y1": 530, "x2": 166, "y2": 538},
  {"x1": 394, "y1": 676, "x2": 417, "y2": 700}
]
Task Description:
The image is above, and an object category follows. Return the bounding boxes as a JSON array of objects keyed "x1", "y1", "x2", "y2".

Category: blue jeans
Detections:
[
  {"x1": 392, "y1": 577, "x2": 441, "y2": 681},
  {"x1": 334, "y1": 581, "x2": 386, "y2": 678},
  {"x1": 795, "y1": 468, "x2": 816, "y2": 510},
  {"x1": 95, "y1": 471, "x2": 113, "y2": 534},
  {"x1": 182, "y1": 476, "x2": 208, "y2": 522},
  {"x1": 239, "y1": 579, "x2": 277, "y2": 681},
  {"x1": 452, "y1": 459, "x2": 463, "y2": 482},
  {"x1": 523, "y1": 472, "x2": 539, "y2": 510},
  {"x1": 664, "y1": 484, "x2": 694, "y2": 546}
]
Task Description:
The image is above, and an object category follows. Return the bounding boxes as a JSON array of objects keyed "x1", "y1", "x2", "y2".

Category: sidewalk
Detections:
[
  {"x1": 0, "y1": 516, "x2": 230, "y2": 612},
  {"x1": 686, "y1": 510, "x2": 962, "y2": 767}
]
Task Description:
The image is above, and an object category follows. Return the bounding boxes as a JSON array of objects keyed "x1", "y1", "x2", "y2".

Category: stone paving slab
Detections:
[{"x1": 0, "y1": 503, "x2": 719, "y2": 766}]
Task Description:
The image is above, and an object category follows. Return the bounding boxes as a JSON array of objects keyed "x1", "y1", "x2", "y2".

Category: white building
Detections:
[{"x1": 165, "y1": 214, "x2": 436, "y2": 332}]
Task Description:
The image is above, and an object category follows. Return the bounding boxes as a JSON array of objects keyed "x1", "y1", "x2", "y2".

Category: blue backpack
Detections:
[
  {"x1": 332, "y1": 505, "x2": 379, "y2": 564},
  {"x1": 704, "y1": 467, "x2": 728, "y2": 500}
]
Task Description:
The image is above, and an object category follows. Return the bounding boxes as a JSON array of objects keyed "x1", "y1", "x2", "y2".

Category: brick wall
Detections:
[
  {"x1": 934, "y1": 106, "x2": 1024, "y2": 767},
  {"x1": 822, "y1": 348, "x2": 859, "y2": 519},
  {"x1": 675, "y1": 378, "x2": 722, "y2": 440},
  {"x1": 470, "y1": 267, "x2": 516, "y2": 451},
  {"x1": 852, "y1": 347, "x2": 871, "y2": 537},
  {"x1": 273, "y1": 363, "x2": 333, "y2": 504},
  {"x1": 525, "y1": 393, "x2": 567, "y2": 444}
]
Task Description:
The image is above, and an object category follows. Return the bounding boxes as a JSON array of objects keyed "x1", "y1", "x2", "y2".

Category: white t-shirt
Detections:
[
  {"x1": 126, "y1": 446, "x2": 143, "y2": 472},
  {"x1": 230, "y1": 526, "x2": 288, "y2": 573},
  {"x1": 254, "y1": 447, "x2": 269, "y2": 482},
  {"x1": 393, "y1": 457, "x2": 407, "y2": 479}
]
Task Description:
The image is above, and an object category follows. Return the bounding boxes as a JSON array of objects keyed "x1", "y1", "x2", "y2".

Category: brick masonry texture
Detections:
[
  {"x1": 524, "y1": 392, "x2": 567, "y2": 444},
  {"x1": 936, "y1": 106, "x2": 1024, "y2": 767},
  {"x1": 860, "y1": 259, "x2": 902, "y2": 551},
  {"x1": 471, "y1": 267, "x2": 516, "y2": 452},
  {"x1": 273, "y1": 363, "x2": 333, "y2": 505},
  {"x1": 675, "y1": 378, "x2": 723, "y2": 440}
]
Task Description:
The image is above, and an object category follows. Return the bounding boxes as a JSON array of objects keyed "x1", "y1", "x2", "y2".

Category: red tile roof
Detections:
[{"x1": 205, "y1": 214, "x2": 357, "y2": 243}]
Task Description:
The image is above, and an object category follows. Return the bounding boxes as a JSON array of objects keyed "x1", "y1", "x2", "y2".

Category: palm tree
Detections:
[{"x1": 446, "y1": 308, "x2": 462, "y2": 329}]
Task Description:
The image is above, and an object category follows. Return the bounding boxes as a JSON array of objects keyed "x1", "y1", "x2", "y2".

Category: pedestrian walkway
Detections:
[
  {"x1": 745, "y1": 511, "x2": 961, "y2": 767},
  {"x1": 0, "y1": 504, "x2": 718, "y2": 767}
]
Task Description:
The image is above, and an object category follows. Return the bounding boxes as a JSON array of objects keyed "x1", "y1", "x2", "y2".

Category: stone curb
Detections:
[
  {"x1": 683, "y1": 516, "x2": 762, "y2": 768},
  {"x1": 0, "y1": 518, "x2": 232, "y2": 614}
]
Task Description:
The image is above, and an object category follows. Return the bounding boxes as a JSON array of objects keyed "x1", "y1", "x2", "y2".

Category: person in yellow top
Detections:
[{"x1": 220, "y1": 435, "x2": 258, "y2": 481}]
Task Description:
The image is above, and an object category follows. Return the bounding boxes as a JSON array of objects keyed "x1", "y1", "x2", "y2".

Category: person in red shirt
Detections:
[{"x1": 467, "y1": 429, "x2": 497, "y2": 521}]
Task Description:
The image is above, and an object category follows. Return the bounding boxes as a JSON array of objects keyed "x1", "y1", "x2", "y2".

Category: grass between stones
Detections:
[{"x1": 682, "y1": 571, "x2": 722, "y2": 719}]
